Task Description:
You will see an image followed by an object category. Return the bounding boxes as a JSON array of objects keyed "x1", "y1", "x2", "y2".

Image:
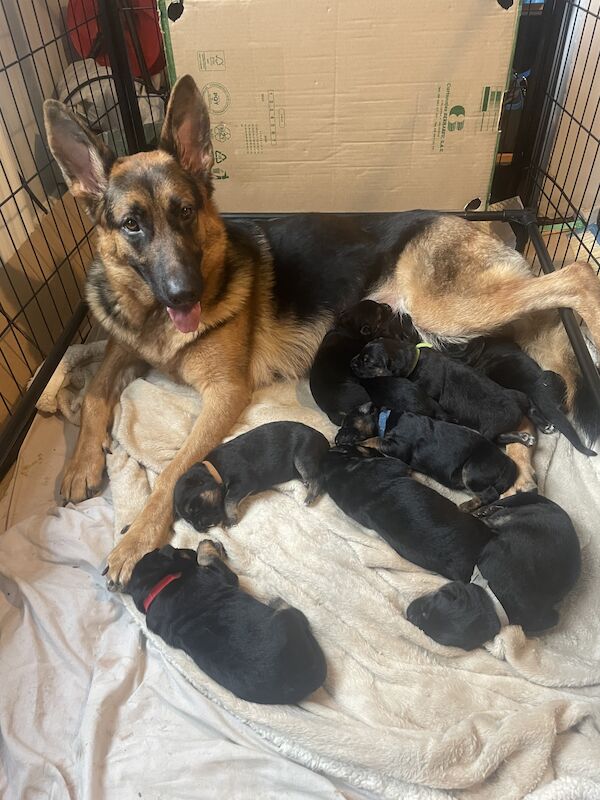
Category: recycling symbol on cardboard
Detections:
[{"x1": 215, "y1": 151, "x2": 227, "y2": 163}]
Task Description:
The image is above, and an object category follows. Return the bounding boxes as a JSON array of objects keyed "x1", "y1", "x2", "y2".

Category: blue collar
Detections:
[{"x1": 377, "y1": 409, "x2": 391, "y2": 438}]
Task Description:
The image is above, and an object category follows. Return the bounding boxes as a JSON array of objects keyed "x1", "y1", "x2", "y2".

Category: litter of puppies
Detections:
[{"x1": 146, "y1": 299, "x2": 588, "y2": 702}]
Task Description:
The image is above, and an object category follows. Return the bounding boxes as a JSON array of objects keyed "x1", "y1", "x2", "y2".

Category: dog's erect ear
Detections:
[
  {"x1": 43, "y1": 99, "x2": 114, "y2": 218},
  {"x1": 160, "y1": 75, "x2": 214, "y2": 178}
]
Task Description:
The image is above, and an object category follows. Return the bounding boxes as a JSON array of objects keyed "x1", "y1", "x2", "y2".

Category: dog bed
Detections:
[{"x1": 35, "y1": 342, "x2": 600, "y2": 800}]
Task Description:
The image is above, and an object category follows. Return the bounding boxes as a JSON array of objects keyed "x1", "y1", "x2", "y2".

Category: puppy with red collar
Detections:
[{"x1": 126, "y1": 541, "x2": 327, "y2": 704}]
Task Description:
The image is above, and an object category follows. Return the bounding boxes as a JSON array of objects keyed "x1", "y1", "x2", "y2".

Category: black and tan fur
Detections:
[{"x1": 44, "y1": 75, "x2": 600, "y2": 588}]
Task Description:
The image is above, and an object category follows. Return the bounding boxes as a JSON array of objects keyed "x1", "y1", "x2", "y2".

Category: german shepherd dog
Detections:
[{"x1": 44, "y1": 75, "x2": 600, "y2": 589}]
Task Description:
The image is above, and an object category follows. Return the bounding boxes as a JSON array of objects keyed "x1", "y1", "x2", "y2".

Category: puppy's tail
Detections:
[{"x1": 531, "y1": 372, "x2": 597, "y2": 456}]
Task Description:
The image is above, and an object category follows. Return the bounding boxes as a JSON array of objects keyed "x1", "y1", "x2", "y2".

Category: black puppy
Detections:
[
  {"x1": 442, "y1": 337, "x2": 596, "y2": 455},
  {"x1": 310, "y1": 300, "x2": 449, "y2": 424},
  {"x1": 174, "y1": 422, "x2": 329, "y2": 531},
  {"x1": 309, "y1": 300, "x2": 398, "y2": 424},
  {"x1": 126, "y1": 541, "x2": 327, "y2": 704},
  {"x1": 388, "y1": 322, "x2": 595, "y2": 455},
  {"x1": 352, "y1": 338, "x2": 543, "y2": 442},
  {"x1": 335, "y1": 403, "x2": 517, "y2": 508},
  {"x1": 407, "y1": 492, "x2": 581, "y2": 649},
  {"x1": 322, "y1": 445, "x2": 493, "y2": 580}
]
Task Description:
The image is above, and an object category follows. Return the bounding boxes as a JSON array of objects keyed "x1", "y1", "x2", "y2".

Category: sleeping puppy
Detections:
[
  {"x1": 386, "y1": 324, "x2": 596, "y2": 455},
  {"x1": 126, "y1": 541, "x2": 327, "y2": 704},
  {"x1": 359, "y1": 375, "x2": 450, "y2": 422},
  {"x1": 352, "y1": 338, "x2": 544, "y2": 442},
  {"x1": 322, "y1": 449, "x2": 580, "y2": 649},
  {"x1": 407, "y1": 492, "x2": 581, "y2": 649},
  {"x1": 442, "y1": 337, "x2": 596, "y2": 456},
  {"x1": 309, "y1": 300, "x2": 399, "y2": 424},
  {"x1": 321, "y1": 445, "x2": 493, "y2": 580},
  {"x1": 174, "y1": 421, "x2": 329, "y2": 531},
  {"x1": 335, "y1": 403, "x2": 517, "y2": 508}
]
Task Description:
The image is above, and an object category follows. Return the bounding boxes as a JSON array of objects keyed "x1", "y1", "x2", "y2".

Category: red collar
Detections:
[{"x1": 142, "y1": 572, "x2": 182, "y2": 613}]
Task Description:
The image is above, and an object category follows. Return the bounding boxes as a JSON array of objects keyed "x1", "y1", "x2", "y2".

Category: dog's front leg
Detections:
[
  {"x1": 62, "y1": 339, "x2": 147, "y2": 502},
  {"x1": 105, "y1": 380, "x2": 251, "y2": 589}
]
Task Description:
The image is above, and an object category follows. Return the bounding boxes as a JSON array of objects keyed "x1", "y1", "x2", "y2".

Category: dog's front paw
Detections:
[
  {"x1": 61, "y1": 446, "x2": 107, "y2": 503},
  {"x1": 105, "y1": 513, "x2": 170, "y2": 590}
]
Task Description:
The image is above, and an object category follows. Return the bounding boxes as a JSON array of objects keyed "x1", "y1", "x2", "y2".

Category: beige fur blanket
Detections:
[{"x1": 39, "y1": 344, "x2": 600, "y2": 800}]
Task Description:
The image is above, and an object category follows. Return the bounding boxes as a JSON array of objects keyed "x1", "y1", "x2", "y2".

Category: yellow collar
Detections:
[{"x1": 407, "y1": 342, "x2": 433, "y2": 375}]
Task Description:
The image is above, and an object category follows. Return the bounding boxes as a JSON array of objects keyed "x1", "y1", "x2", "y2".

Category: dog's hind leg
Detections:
[
  {"x1": 407, "y1": 261, "x2": 600, "y2": 356},
  {"x1": 404, "y1": 262, "x2": 600, "y2": 429},
  {"x1": 61, "y1": 339, "x2": 147, "y2": 503}
]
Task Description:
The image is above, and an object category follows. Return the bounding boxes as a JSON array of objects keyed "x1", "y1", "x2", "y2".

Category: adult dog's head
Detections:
[
  {"x1": 44, "y1": 76, "x2": 222, "y2": 334},
  {"x1": 406, "y1": 581, "x2": 501, "y2": 650}
]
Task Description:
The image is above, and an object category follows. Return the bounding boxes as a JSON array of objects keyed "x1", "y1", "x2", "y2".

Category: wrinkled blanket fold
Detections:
[{"x1": 38, "y1": 342, "x2": 600, "y2": 800}]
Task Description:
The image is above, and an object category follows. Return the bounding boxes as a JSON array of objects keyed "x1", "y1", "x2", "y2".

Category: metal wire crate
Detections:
[{"x1": 0, "y1": 0, "x2": 166, "y2": 473}]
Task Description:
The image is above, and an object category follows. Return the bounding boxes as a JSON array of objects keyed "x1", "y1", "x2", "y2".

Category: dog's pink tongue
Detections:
[{"x1": 167, "y1": 303, "x2": 201, "y2": 333}]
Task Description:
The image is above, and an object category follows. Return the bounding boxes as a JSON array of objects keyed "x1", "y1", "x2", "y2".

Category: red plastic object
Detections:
[{"x1": 67, "y1": 0, "x2": 165, "y2": 78}]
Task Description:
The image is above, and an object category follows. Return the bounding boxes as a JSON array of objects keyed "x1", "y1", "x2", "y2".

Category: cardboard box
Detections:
[{"x1": 161, "y1": 0, "x2": 519, "y2": 212}]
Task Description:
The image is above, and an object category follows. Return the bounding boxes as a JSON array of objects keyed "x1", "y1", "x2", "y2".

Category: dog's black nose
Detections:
[{"x1": 164, "y1": 279, "x2": 200, "y2": 307}]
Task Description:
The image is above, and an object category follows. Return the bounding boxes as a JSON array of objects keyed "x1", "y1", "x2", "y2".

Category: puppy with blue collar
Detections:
[{"x1": 335, "y1": 401, "x2": 517, "y2": 510}]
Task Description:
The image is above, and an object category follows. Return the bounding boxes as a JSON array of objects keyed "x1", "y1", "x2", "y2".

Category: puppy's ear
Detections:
[
  {"x1": 43, "y1": 100, "x2": 114, "y2": 218},
  {"x1": 160, "y1": 75, "x2": 214, "y2": 179}
]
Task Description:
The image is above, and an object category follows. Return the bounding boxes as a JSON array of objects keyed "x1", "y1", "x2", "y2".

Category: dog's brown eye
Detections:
[
  {"x1": 123, "y1": 218, "x2": 140, "y2": 233},
  {"x1": 180, "y1": 206, "x2": 194, "y2": 220}
]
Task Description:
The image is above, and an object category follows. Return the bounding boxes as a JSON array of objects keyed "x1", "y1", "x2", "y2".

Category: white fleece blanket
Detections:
[{"x1": 37, "y1": 344, "x2": 600, "y2": 800}]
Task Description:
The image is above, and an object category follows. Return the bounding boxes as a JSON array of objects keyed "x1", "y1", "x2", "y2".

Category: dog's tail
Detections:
[
  {"x1": 572, "y1": 371, "x2": 600, "y2": 448},
  {"x1": 514, "y1": 312, "x2": 600, "y2": 448},
  {"x1": 531, "y1": 372, "x2": 597, "y2": 456}
]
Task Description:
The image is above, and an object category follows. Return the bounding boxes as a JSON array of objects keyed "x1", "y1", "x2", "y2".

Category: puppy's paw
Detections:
[
  {"x1": 518, "y1": 432, "x2": 537, "y2": 448},
  {"x1": 197, "y1": 538, "x2": 227, "y2": 563},
  {"x1": 303, "y1": 481, "x2": 322, "y2": 506},
  {"x1": 459, "y1": 497, "x2": 483, "y2": 513},
  {"x1": 223, "y1": 505, "x2": 239, "y2": 528},
  {"x1": 269, "y1": 596, "x2": 291, "y2": 612},
  {"x1": 502, "y1": 468, "x2": 537, "y2": 498},
  {"x1": 472, "y1": 504, "x2": 502, "y2": 518}
]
